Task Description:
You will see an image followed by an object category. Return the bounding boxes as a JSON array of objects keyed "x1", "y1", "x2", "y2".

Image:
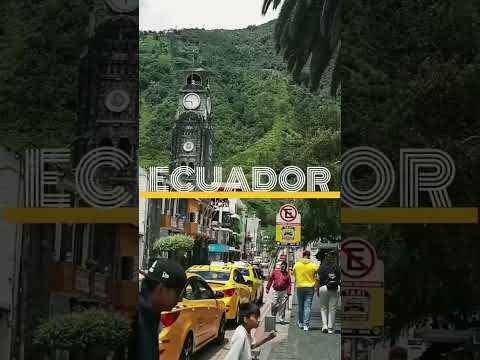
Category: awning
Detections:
[{"x1": 208, "y1": 243, "x2": 229, "y2": 253}]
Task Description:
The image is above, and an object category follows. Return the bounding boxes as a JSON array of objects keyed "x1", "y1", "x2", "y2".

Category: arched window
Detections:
[{"x1": 186, "y1": 74, "x2": 202, "y2": 85}]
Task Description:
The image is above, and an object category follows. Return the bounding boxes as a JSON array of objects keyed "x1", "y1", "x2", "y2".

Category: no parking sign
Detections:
[
  {"x1": 341, "y1": 237, "x2": 384, "y2": 338},
  {"x1": 276, "y1": 204, "x2": 301, "y2": 245}
]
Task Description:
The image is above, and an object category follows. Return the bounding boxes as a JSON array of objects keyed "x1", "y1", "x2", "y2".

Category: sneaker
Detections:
[
  {"x1": 322, "y1": 327, "x2": 328, "y2": 334},
  {"x1": 297, "y1": 321, "x2": 303, "y2": 329},
  {"x1": 328, "y1": 329, "x2": 334, "y2": 334},
  {"x1": 303, "y1": 325, "x2": 310, "y2": 331}
]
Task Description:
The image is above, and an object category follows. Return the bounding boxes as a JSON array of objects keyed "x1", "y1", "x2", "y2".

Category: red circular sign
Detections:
[
  {"x1": 280, "y1": 205, "x2": 298, "y2": 222},
  {"x1": 341, "y1": 239, "x2": 375, "y2": 279}
]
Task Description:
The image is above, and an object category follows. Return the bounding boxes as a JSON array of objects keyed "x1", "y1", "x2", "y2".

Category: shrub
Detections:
[
  {"x1": 152, "y1": 234, "x2": 194, "y2": 256},
  {"x1": 33, "y1": 308, "x2": 131, "y2": 351}
]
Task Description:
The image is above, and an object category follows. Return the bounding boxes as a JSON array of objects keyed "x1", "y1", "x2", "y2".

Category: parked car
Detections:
[
  {"x1": 229, "y1": 262, "x2": 265, "y2": 305},
  {"x1": 159, "y1": 273, "x2": 227, "y2": 360},
  {"x1": 210, "y1": 261, "x2": 226, "y2": 266},
  {"x1": 187, "y1": 264, "x2": 252, "y2": 324}
]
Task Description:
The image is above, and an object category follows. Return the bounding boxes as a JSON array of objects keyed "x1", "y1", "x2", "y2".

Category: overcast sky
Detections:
[{"x1": 139, "y1": 0, "x2": 280, "y2": 31}]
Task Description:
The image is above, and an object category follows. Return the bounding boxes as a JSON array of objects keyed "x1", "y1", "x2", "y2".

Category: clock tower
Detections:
[
  {"x1": 171, "y1": 68, "x2": 213, "y2": 182},
  {"x1": 77, "y1": 0, "x2": 138, "y2": 164}
]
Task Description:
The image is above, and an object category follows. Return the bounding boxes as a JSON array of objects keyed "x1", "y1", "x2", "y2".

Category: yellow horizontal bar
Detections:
[
  {"x1": 3, "y1": 208, "x2": 138, "y2": 225},
  {"x1": 341, "y1": 208, "x2": 478, "y2": 224},
  {"x1": 141, "y1": 191, "x2": 341, "y2": 199}
]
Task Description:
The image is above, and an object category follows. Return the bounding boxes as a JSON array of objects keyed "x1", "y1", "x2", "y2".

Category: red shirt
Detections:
[{"x1": 267, "y1": 269, "x2": 292, "y2": 295}]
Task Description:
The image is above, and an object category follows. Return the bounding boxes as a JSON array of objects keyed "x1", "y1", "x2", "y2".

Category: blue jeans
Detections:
[{"x1": 297, "y1": 287, "x2": 314, "y2": 326}]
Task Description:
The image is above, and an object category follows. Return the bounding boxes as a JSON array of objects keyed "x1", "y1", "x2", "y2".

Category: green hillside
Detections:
[{"x1": 139, "y1": 21, "x2": 340, "y2": 185}]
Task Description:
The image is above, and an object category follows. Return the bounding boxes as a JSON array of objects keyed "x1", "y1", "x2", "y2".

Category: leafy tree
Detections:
[
  {"x1": 152, "y1": 234, "x2": 194, "y2": 255},
  {"x1": 342, "y1": 0, "x2": 480, "y2": 340},
  {"x1": 0, "y1": 0, "x2": 88, "y2": 150}
]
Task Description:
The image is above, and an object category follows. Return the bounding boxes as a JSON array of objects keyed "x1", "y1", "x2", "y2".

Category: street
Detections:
[
  {"x1": 194, "y1": 284, "x2": 285, "y2": 360},
  {"x1": 195, "y1": 246, "x2": 341, "y2": 360}
]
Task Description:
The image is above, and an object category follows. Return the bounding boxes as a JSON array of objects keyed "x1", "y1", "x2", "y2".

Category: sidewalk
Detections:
[{"x1": 267, "y1": 291, "x2": 341, "y2": 360}]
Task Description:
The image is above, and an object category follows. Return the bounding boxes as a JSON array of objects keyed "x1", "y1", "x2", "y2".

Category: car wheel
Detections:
[
  {"x1": 215, "y1": 317, "x2": 226, "y2": 345},
  {"x1": 180, "y1": 333, "x2": 194, "y2": 360}
]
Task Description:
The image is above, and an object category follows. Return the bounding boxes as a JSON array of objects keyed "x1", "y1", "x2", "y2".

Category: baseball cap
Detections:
[
  {"x1": 140, "y1": 259, "x2": 187, "y2": 290},
  {"x1": 303, "y1": 250, "x2": 311, "y2": 257}
]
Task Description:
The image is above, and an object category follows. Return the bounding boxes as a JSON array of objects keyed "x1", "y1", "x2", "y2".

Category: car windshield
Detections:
[{"x1": 188, "y1": 270, "x2": 231, "y2": 282}]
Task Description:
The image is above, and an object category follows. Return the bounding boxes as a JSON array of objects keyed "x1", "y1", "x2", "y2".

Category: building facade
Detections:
[
  {"x1": 0, "y1": 147, "x2": 23, "y2": 360},
  {"x1": 14, "y1": 2, "x2": 140, "y2": 359}
]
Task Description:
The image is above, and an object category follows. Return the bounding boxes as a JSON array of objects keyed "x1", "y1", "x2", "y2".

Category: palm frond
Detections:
[{"x1": 263, "y1": 0, "x2": 341, "y2": 94}]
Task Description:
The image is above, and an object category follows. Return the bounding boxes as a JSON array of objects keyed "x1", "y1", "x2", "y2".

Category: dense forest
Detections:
[
  {"x1": 139, "y1": 21, "x2": 341, "y2": 250},
  {"x1": 340, "y1": 0, "x2": 480, "y2": 344},
  {"x1": 0, "y1": 0, "x2": 88, "y2": 150},
  {"x1": 139, "y1": 21, "x2": 340, "y2": 181}
]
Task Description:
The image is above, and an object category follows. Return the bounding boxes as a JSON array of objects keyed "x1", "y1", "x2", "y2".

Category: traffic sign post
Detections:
[
  {"x1": 279, "y1": 204, "x2": 298, "y2": 222},
  {"x1": 342, "y1": 239, "x2": 375, "y2": 279},
  {"x1": 276, "y1": 204, "x2": 301, "y2": 246},
  {"x1": 341, "y1": 237, "x2": 384, "y2": 340}
]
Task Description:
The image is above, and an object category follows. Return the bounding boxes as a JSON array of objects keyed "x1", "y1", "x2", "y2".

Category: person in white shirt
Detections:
[{"x1": 225, "y1": 303, "x2": 276, "y2": 360}]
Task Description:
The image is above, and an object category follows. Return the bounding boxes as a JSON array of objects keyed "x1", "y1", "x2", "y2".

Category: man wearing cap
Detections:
[
  {"x1": 129, "y1": 259, "x2": 187, "y2": 360},
  {"x1": 292, "y1": 250, "x2": 320, "y2": 331}
]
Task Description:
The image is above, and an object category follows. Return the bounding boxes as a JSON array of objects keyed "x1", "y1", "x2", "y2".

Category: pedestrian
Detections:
[
  {"x1": 266, "y1": 261, "x2": 292, "y2": 324},
  {"x1": 225, "y1": 303, "x2": 277, "y2": 360},
  {"x1": 128, "y1": 259, "x2": 187, "y2": 360},
  {"x1": 292, "y1": 250, "x2": 320, "y2": 331},
  {"x1": 317, "y1": 253, "x2": 341, "y2": 334}
]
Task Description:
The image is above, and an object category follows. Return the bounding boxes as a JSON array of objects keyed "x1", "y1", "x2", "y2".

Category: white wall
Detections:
[{"x1": 0, "y1": 148, "x2": 22, "y2": 360}]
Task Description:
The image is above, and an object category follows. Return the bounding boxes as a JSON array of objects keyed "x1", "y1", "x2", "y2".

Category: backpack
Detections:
[{"x1": 326, "y1": 272, "x2": 339, "y2": 291}]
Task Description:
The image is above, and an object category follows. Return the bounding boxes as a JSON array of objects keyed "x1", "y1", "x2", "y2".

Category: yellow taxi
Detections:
[
  {"x1": 230, "y1": 261, "x2": 265, "y2": 304},
  {"x1": 159, "y1": 273, "x2": 227, "y2": 360},
  {"x1": 187, "y1": 264, "x2": 252, "y2": 324}
]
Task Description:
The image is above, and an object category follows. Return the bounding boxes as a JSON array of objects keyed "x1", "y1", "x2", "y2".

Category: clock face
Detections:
[
  {"x1": 105, "y1": 89, "x2": 130, "y2": 112},
  {"x1": 183, "y1": 93, "x2": 201, "y2": 110},
  {"x1": 183, "y1": 141, "x2": 194, "y2": 152},
  {"x1": 105, "y1": 0, "x2": 139, "y2": 13},
  {"x1": 206, "y1": 97, "x2": 212, "y2": 114}
]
